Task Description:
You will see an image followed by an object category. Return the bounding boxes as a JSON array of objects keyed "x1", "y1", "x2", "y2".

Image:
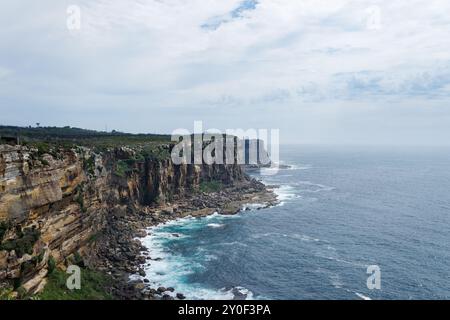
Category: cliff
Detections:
[{"x1": 0, "y1": 143, "x2": 250, "y2": 297}]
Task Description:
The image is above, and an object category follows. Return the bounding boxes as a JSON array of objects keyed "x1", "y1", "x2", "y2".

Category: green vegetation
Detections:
[
  {"x1": 47, "y1": 256, "x2": 56, "y2": 274},
  {"x1": 114, "y1": 160, "x2": 133, "y2": 177},
  {"x1": 199, "y1": 180, "x2": 223, "y2": 193},
  {"x1": 74, "y1": 184, "x2": 87, "y2": 213},
  {"x1": 83, "y1": 155, "x2": 96, "y2": 176},
  {"x1": 1, "y1": 126, "x2": 176, "y2": 167},
  {"x1": 140, "y1": 144, "x2": 171, "y2": 161},
  {"x1": 75, "y1": 196, "x2": 86, "y2": 213},
  {"x1": 0, "y1": 226, "x2": 41, "y2": 257},
  {"x1": 37, "y1": 268, "x2": 113, "y2": 300},
  {"x1": 0, "y1": 125, "x2": 171, "y2": 150},
  {"x1": 87, "y1": 232, "x2": 101, "y2": 244},
  {"x1": 0, "y1": 287, "x2": 15, "y2": 300}
]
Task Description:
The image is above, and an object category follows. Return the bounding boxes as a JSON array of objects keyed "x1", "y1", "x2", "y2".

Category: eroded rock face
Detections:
[{"x1": 0, "y1": 144, "x2": 246, "y2": 295}]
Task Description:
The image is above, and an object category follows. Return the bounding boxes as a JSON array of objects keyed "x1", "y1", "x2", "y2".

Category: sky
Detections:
[{"x1": 1, "y1": 0, "x2": 450, "y2": 145}]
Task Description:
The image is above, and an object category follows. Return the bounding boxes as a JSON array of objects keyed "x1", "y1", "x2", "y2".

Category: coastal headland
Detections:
[{"x1": 0, "y1": 126, "x2": 277, "y2": 299}]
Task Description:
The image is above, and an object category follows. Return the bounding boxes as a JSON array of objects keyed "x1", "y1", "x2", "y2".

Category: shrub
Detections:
[
  {"x1": 199, "y1": 180, "x2": 223, "y2": 193},
  {"x1": 114, "y1": 160, "x2": 132, "y2": 177},
  {"x1": 75, "y1": 185, "x2": 87, "y2": 213},
  {"x1": 83, "y1": 156, "x2": 96, "y2": 176},
  {"x1": 0, "y1": 287, "x2": 15, "y2": 300},
  {"x1": 0, "y1": 227, "x2": 41, "y2": 257},
  {"x1": 47, "y1": 256, "x2": 56, "y2": 274}
]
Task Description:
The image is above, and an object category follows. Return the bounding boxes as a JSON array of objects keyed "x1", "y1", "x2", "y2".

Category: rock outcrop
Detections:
[{"x1": 0, "y1": 143, "x2": 250, "y2": 296}]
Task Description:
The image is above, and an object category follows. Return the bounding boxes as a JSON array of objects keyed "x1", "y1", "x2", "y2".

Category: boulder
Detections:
[{"x1": 176, "y1": 293, "x2": 186, "y2": 300}]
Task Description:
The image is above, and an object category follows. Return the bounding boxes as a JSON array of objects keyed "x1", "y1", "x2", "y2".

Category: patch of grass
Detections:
[
  {"x1": 0, "y1": 286, "x2": 16, "y2": 300},
  {"x1": 199, "y1": 180, "x2": 223, "y2": 193},
  {"x1": 35, "y1": 142, "x2": 51, "y2": 156},
  {"x1": 0, "y1": 125, "x2": 171, "y2": 150},
  {"x1": 37, "y1": 268, "x2": 113, "y2": 300},
  {"x1": 47, "y1": 256, "x2": 56, "y2": 274},
  {"x1": 114, "y1": 160, "x2": 132, "y2": 177}
]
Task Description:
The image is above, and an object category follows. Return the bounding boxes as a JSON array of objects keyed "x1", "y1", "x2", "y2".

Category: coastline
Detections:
[{"x1": 90, "y1": 175, "x2": 279, "y2": 300}]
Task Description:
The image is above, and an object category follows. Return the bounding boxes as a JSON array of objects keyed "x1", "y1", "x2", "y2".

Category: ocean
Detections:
[{"x1": 137, "y1": 145, "x2": 450, "y2": 300}]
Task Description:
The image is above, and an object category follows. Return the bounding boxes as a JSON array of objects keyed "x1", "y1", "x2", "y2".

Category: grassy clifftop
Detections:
[
  {"x1": 0, "y1": 125, "x2": 171, "y2": 149},
  {"x1": 0, "y1": 125, "x2": 174, "y2": 161}
]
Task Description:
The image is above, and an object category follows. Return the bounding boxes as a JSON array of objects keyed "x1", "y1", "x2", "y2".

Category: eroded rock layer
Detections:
[{"x1": 0, "y1": 144, "x2": 246, "y2": 295}]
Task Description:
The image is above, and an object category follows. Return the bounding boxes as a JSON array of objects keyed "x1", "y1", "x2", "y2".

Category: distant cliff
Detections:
[{"x1": 0, "y1": 143, "x2": 247, "y2": 297}]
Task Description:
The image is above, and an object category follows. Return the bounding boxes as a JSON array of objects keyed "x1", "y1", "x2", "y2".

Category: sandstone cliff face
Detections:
[{"x1": 0, "y1": 144, "x2": 245, "y2": 295}]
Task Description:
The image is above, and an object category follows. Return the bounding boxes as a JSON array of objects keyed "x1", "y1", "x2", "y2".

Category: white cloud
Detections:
[{"x1": 1, "y1": 0, "x2": 450, "y2": 144}]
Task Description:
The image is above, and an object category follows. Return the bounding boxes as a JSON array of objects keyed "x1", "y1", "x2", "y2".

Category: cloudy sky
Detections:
[{"x1": 1, "y1": 0, "x2": 450, "y2": 145}]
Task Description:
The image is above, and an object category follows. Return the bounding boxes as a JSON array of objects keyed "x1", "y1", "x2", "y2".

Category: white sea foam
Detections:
[
  {"x1": 262, "y1": 161, "x2": 312, "y2": 172},
  {"x1": 132, "y1": 211, "x2": 259, "y2": 300},
  {"x1": 355, "y1": 292, "x2": 372, "y2": 300},
  {"x1": 242, "y1": 203, "x2": 267, "y2": 211},
  {"x1": 207, "y1": 223, "x2": 225, "y2": 228},
  {"x1": 152, "y1": 231, "x2": 186, "y2": 239},
  {"x1": 293, "y1": 181, "x2": 336, "y2": 193},
  {"x1": 137, "y1": 232, "x2": 255, "y2": 300},
  {"x1": 291, "y1": 233, "x2": 320, "y2": 242},
  {"x1": 330, "y1": 274, "x2": 343, "y2": 289},
  {"x1": 273, "y1": 184, "x2": 300, "y2": 205},
  {"x1": 288, "y1": 164, "x2": 312, "y2": 171}
]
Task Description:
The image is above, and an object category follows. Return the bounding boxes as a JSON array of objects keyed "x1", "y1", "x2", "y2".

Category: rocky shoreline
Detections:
[{"x1": 88, "y1": 177, "x2": 278, "y2": 300}]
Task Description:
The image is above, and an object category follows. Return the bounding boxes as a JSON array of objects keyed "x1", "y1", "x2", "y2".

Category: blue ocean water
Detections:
[{"x1": 139, "y1": 145, "x2": 450, "y2": 300}]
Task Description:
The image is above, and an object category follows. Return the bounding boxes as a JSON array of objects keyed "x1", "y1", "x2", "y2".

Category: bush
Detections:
[
  {"x1": 0, "y1": 287, "x2": 15, "y2": 300},
  {"x1": 74, "y1": 185, "x2": 87, "y2": 213},
  {"x1": 47, "y1": 256, "x2": 56, "y2": 274},
  {"x1": 83, "y1": 156, "x2": 96, "y2": 176},
  {"x1": 114, "y1": 160, "x2": 132, "y2": 177},
  {"x1": 0, "y1": 227, "x2": 41, "y2": 257},
  {"x1": 199, "y1": 180, "x2": 223, "y2": 193}
]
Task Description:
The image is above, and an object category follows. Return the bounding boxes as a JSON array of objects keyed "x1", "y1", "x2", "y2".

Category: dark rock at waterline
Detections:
[
  {"x1": 87, "y1": 174, "x2": 276, "y2": 300},
  {"x1": 232, "y1": 287, "x2": 248, "y2": 300},
  {"x1": 176, "y1": 293, "x2": 186, "y2": 300},
  {"x1": 134, "y1": 283, "x2": 146, "y2": 291},
  {"x1": 162, "y1": 294, "x2": 174, "y2": 300},
  {"x1": 167, "y1": 287, "x2": 175, "y2": 292},
  {"x1": 220, "y1": 203, "x2": 241, "y2": 215},
  {"x1": 162, "y1": 208, "x2": 174, "y2": 215},
  {"x1": 157, "y1": 286, "x2": 167, "y2": 293},
  {"x1": 135, "y1": 230, "x2": 147, "y2": 238},
  {"x1": 138, "y1": 269, "x2": 146, "y2": 277},
  {"x1": 143, "y1": 279, "x2": 150, "y2": 283}
]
